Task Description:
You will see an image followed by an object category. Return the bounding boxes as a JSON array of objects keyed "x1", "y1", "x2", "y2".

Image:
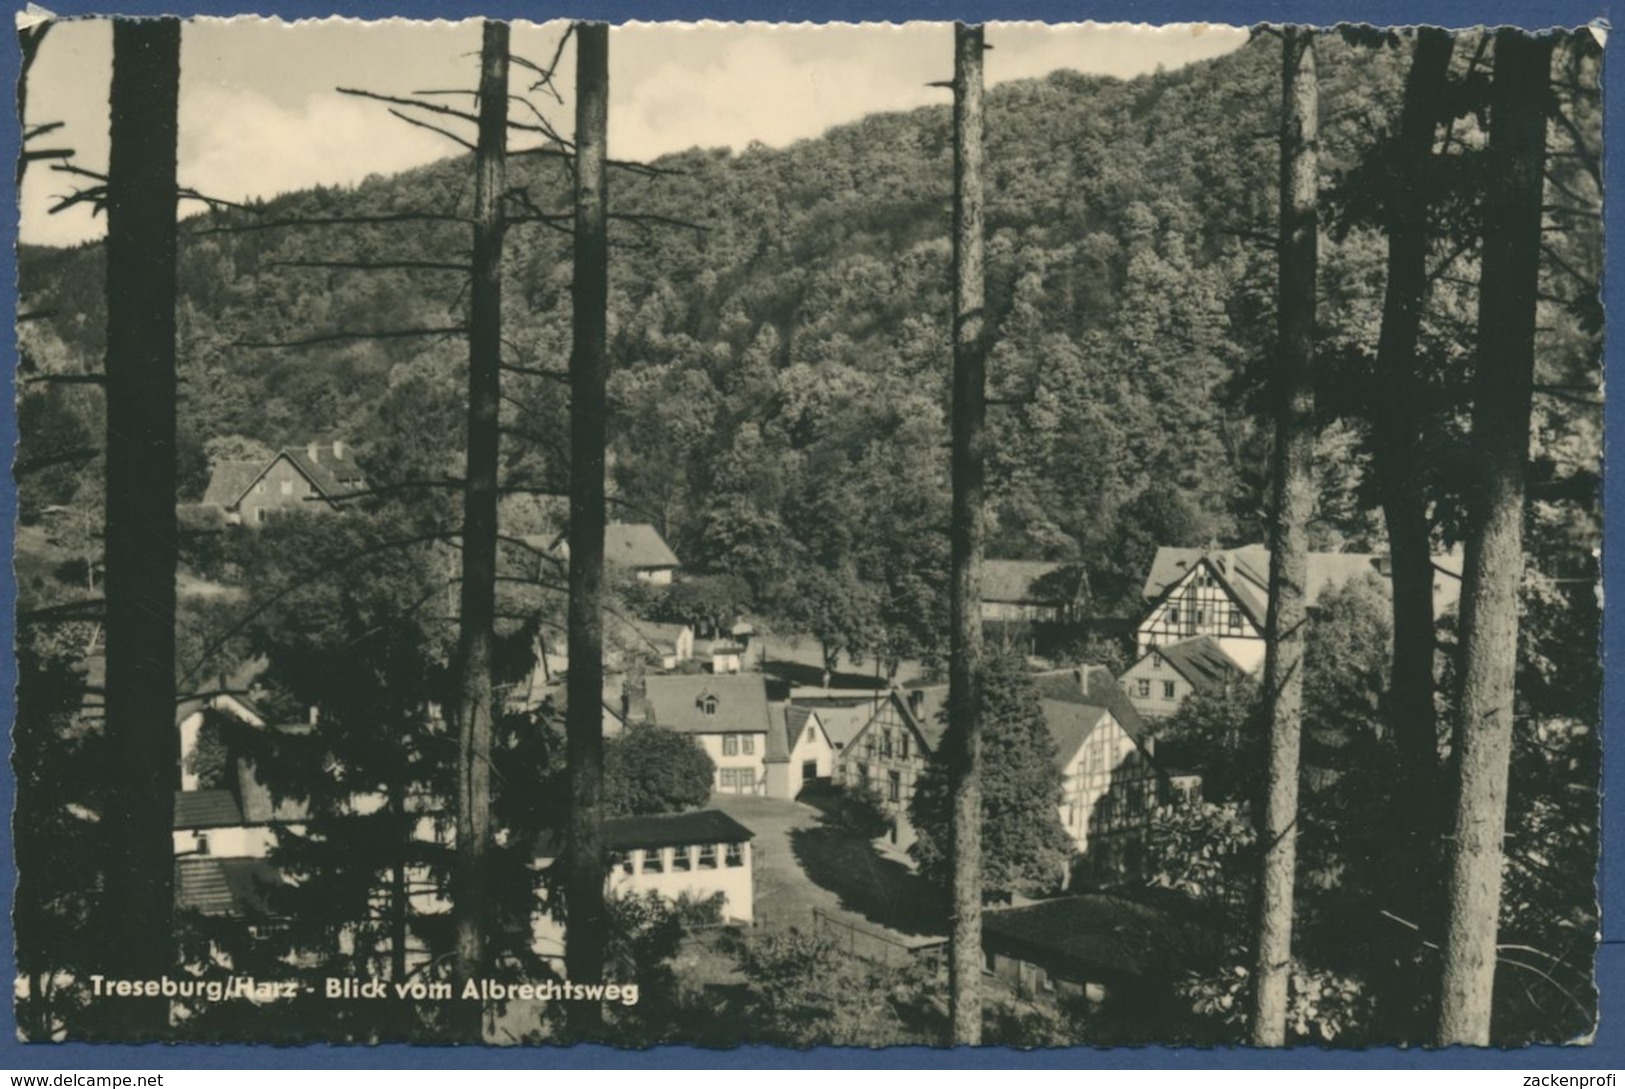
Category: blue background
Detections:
[{"x1": 0, "y1": 0, "x2": 1615, "y2": 1069}]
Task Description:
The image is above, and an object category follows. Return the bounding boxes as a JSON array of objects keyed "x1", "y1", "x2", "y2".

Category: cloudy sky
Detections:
[{"x1": 18, "y1": 16, "x2": 1247, "y2": 247}]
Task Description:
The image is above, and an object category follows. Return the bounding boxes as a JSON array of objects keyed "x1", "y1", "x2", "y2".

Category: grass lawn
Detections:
[{"x1": 710, "y1": 793, "x2": 945, "y2": 947}]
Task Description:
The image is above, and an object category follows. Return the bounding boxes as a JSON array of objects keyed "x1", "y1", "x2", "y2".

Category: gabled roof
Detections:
[
  {"x1": 281, "y1": 444, "x2": 367, "y2": 500},
  {"x1": 175, "y1": 857, "x2": 284, "y2": 917},
  {"x1": 1040, "y1": 699, "x2": 1111, "y2": 769},
  {"x1": 1032, "y1": 666, "x2": 1153, "y2": 752},
  {"x1": 604, "y1": 809, "x2": 754, "y2": 851},
  {"x1": 637, "y1": 673, "x2": 771, "y2": 734},
  {"x1": 770, "y1": 704, "x2": 826, "y2": 764},
  {"x1": 982, "y1": 560, "x2": 1085, "y2": 606},
  {"x1": 199, "y1": 443, "x2": 368, "y2": 510},
  {"x1": 200, "y1": 461, "x2": 263, "y2": 508},
  {"x1": 606, "y1": 523, "x2": 680, "y2": 569},
  {"x1": 1153, "y1": 636, "x2": 1247, "y2": 695},
  {"x1": 1142, "y1": 545, "x2": 1465, "y2": 627},
  {"x1": 898, "y1": 683, "x2": 950, "y2": 751},
  {"x1": 174, "y1": 789, "x2": 245, "y2": 830},
  {"x1": 804, "y1": 700, "x2": 880, "y2": 749}
]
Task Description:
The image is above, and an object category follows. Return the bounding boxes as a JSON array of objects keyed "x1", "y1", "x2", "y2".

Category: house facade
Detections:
[
  {"x1": 631, "y1": 674, "x2": 774, "y2": 795},
  {"x1": 766, "y1": 705, "x2": 835, "y2": 799},
  {"x1": 837, "y1": 688, "x2": 945, "y2": 849},
  {"x1": 546, "y1": 522, "x2": 680, "y2": 584},
  {"x1": 1118, "y1": 636, "x2": 1247, "y2": 720},
  {"x1": 1137, "y1": 545, "x2": 1464, "y2": 673},
  {"x1": 200, "y1": 441, "x2": 367, "y2": 527}
]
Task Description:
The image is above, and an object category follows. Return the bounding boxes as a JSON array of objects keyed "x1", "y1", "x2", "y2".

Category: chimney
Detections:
[{"x1": 307, "y1": 440, "x2": 320, "y2": 463}]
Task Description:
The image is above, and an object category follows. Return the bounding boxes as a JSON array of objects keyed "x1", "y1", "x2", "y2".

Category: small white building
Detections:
[
  {"x1": 1118, "y1": 636, "x2": 1247, "y2": 720},
  {"x1": 765, "y1": 705, "x2": 835, "y2": 799}
]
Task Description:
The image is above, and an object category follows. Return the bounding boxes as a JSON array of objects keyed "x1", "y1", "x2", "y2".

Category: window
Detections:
[
  {"x1": 195, "y1": 832, "x2": 211, "y2": 857},
  {"x1": 1137, "y1": 679, "x2": 1151, "y2": 698},
  {"x1": 280, "y1": 478, "x2": 293, "y2": 496},
  {"x1": 1168, "y1": 606, "x2": 1180, "y2": 625},
  {"x1": 1163, "y1": 681, "x2": 1176, "y2": 700},
  {"x1": 741, "y1": 734, "x2": 755, "y2": 755},
  {"x1": 806, "y1": 725, "x2": 817, "y2": 743},
  {"x1": 865, "y1": 733, "x2": 877, "y2": 756},
  {"x1": 612, "y1": 852, "x2": 633, "y2": 875},
  {"x1": 1195, "y1": 609, "x2": 1205, "y2": 625},
  {"x1": 1228, "y1": 610, "x2": 1242, "y2": 631},
  {"x1": 1151, "y1": 655, "x2": 1161, "y2": 670},
  {"x1": 640, "y1": 850, "x2": 663, "y2": 874},
  {"x1": 880, "y1": 730, "x2": 893, "y2": 758},
  {"x1": 723, "y1": 734, "x2": 739, "y2": 756},
  {"x1": 700, "y1": 695, "x2": 718, "y2": 716},
  {"x1": 671, "y1": 847, "x2": 692, "y2": 872},
  {"x1": 697, "y1": 843, "x2": 717, "y2": 869},
  {"x1": 720, "y1": 768, "x2": 737, "y2": 789},
  {"x1": 888, "y1": 770, "x2": 901, "y2": 803},
  {"x1": 856, "y1": 762, "x2": 869, "y2": 786},
  {"x1": 724, "y1": 842, "x2": 744, "y2": 868},
  {"x1": 898, "y1": 734, "x2": 909, "y2": 760}
]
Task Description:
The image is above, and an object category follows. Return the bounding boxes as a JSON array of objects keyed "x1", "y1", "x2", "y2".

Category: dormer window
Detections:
[{"x1": 698, "y1": 694, "x2": 718, "y2": 716}]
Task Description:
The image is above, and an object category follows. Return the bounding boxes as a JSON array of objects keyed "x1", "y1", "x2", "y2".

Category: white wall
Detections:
[{"x1": 694, "y1": 731, "x2": 767, "y2": 793}]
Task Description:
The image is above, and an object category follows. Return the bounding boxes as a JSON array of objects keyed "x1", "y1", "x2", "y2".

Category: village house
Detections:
[
  {"x1": 625, "y1": 673, "x2": 775, "y2": 796},
  {"x1": 1136, "y1": 544, "x2": 1464, "y2": 673},
  {"x1": 980, "y1": 560, "x2": 1088, "y2": 623},
  {"x1": 1118, "y1": 635, "x2": 1248, "y2": 720},
  {"x1": 200, "y1": 440, "x2": 368, "y2": 527},
  {"x1": 765, "y1": 705, "x2": 836, "y2": 799},
  {"x1": 531, "y1": 809, "x2": 756, "y2": 961},
  {"x1": 837, "y1": 687, "x2": 947, "y2": 849},
  {"x1": 539, "y1": 522, "x2": 681, "y2": 584}
]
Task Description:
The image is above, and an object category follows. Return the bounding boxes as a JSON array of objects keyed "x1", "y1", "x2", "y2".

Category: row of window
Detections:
[
  {"x1": 719, "y1": 767, "x2": 756, "y2": 789},
  {"x1": 616, "y1": 842, "x2": 744, "y2": 874},
  {"x1": 1135, "y1": 679, "x2": 1178, "y2": 700},
  {"x1": 863, "y1": 727, "x2": 910, "y2": 761},
  {"x1": 720, "y1": 733, "x2": 756, "y2": 756},
  {"x1": 1163, "y1": 604, "x2": 1244, "y2": 631}
]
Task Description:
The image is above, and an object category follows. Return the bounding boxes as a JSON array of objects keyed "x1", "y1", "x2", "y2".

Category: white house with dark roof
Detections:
[
  {"x1": 626, "y1": 673, "x2": 775, "y2": 795},
  {"x1": 1137, "y1": 544, "x2": 1464, "y2": 673},
  {"x1": 1119, "y1": 635, "x2": 1248, "y2": 720},
  {"x1": 200, "y1": 440, "x2": 367, "y2": 527},
  {"x1": 765, "y1": 704, "x2": 835, "y2": 799}
]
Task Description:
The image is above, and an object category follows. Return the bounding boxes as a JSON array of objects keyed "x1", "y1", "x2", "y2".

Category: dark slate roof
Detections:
[
  {"x1": 981, "y1": 560, "x2": 1085, "y2": 606},
  {"x1": 982, "y1": 895, "x2": 1215, "y2": 983},
  {"x1": 1155, "y1": 637, "x2": 1247, "y2": 695},
  {"x1": 603, "y1": 809, "x2": 754, "y2": 851},
  {"x1": 1032, "y1": 666, "x2": 1153, "y2": 752},
  {"x1": 638, "y1": 673, "x2": 771, "y2": 735},
  {"x1": 281, "y1": 444, "x2": 368, "y2": 501},
  {"x1": 606, "y1": 523, "x2": 680, "y2": 569},
  {"x1": 200, "y1": 460, "x2": 264, "y2": 509},
  {"x1": 1040, "y1": 700, "x2": 1110, "y2": 769},
  {"x1": 175, "y1": 857, "x2": 283, "y2": 917},
  {"x1": 173, "y1": 789, "x2": 245, "y2": 830}
]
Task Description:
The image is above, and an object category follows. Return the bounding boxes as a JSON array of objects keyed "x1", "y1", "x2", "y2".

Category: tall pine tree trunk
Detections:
[
  {"x1": 1368, "y1": 27, "x2": 1452, "y2": 1037},
  {"x1": 451, "y1": 19, "x2": 508, "y2": 1037},
  {"x1": 946, "y1": 21, "x2": 987, "y2": 1048},
  {"x1": 564, "y1": 20, "x2": 610, "y2": 1040},
  {"x1": 1249, "y1": 25, "x2": 1317, "y2": 1048},
  {"x1": 1436, "y1": 28, "x2": 1552, "y2": 1047},
  {"x1": 101, "y1": 16, "x2": 180, "y2": 1036}
]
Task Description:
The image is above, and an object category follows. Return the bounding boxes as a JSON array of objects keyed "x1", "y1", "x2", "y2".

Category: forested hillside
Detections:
[{"x1": 15, "y1": 29, "x2": 1596, "y2": 661}]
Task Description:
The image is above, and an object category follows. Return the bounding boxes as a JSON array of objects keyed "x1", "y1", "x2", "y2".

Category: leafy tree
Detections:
[
  {"x1": 909, "y1": 652, "x2": 1072, "y2": 900},
  {"x1": 603, "y1": 725, "x2": 715, "y2": 816},
  {"x1": 739, "y1": 928, "x2": 938, "y2": 1047}
]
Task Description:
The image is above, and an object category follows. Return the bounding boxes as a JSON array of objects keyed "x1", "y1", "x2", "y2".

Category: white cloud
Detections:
[{"x1": 178, "y1": 84, "x2": 457, "y2": 205}]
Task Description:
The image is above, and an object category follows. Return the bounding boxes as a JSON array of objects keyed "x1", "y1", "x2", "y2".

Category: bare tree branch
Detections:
[{"x1": 236, "y1": 325, "x2": 467, "y2": 349}]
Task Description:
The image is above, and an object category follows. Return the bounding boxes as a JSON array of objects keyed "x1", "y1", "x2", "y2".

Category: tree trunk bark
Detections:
[
  {"x1": 946, "y1": 21, "x2": 987, "y2": 1048},
  {"x1": 451, "y1": 18, "x2": 508, "y2": 1041},
  {"x1": 1249, "y1": 25, "x2": 1317, "y2": 1048},
  {"x1": 1436, "y1": 28, "x2": 1552, "y2": 1048},
  {"x1": 101, "y1": 16, "x2": 180, "y2": 1038},
  {"x1": 1368, "y1": 27, "x2": 1453, "y2": 1038},
  {"x1": 565, "y1": 20, "x2": 611, "y2": 1041}
]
